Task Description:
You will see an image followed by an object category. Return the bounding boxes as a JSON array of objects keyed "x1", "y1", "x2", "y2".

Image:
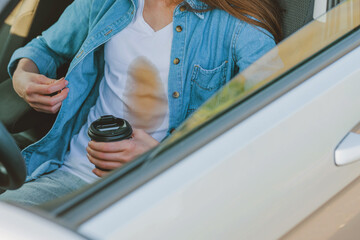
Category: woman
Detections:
[{"x1": 1, "y1": 0, "x2": 282, "y2": 205}]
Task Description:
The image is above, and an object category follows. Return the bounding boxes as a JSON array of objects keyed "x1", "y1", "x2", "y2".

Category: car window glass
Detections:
[
  {"x1": 1, "y1": 0, "x2": 355, "y2": 219},
  {"x1": 160, "y1": 0, "x2": 360, "y2": 150}
]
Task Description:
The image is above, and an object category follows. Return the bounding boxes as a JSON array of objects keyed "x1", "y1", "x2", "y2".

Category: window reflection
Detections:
[{"x1": 163, "y1": 0, "x2": 360, "y2": 147}]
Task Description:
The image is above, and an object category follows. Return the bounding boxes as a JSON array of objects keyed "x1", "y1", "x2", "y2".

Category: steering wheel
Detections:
[{"x1": 0, "y1": 122, "x2": 26, "y2": 191}]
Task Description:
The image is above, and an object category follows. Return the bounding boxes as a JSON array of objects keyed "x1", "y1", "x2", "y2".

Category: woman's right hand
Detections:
[{"x1": 12, "y1": 58, "x2": 69, "y2": 114}]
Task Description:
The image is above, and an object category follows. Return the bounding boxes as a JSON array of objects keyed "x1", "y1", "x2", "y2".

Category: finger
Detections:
[
  {"x1": 46, "y1": 78, "x2": 69, "y2": 94},
  {"x1": 88, "y1": 140, "x2": 133, "y2": 153},
  {"x1": 34, "y1": 75, "x2": 61, "y2": 85},
  {"x1": 92, "y1": 168, "x2": 111, "y2": 178},
  {"x1": 28, "y1": 78, "x2": 68, "y2": 95},
  {"x1": 87, "y1": 147, "x2": 130, "y2": 163},
  {"x1": 30, "y1": 101, "x2": 62, "y2": 114},
  {"x1": 33, "y1": 107, "x2": 43, "y2": 113},
  {"x1": 87, "y1": 154, "x2": 125, "y2": 170},
  {"x1": 28, "y1": 88, "x2": 69, "y2": 106}
]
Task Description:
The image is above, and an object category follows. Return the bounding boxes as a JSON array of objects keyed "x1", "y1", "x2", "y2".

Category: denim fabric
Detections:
[
  {"x1": 8, "y1": 0, "x2": 276, "y2": 181},
  {"x1": 0, "y1": 170, "x2": 87, "y2": 206}
]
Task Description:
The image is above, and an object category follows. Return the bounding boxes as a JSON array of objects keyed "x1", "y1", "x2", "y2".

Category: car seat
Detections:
[
  {"x1": 279, "y1": 0, "x2": 315, "y2": 38},
  {"x1": 279, "y1": 0, "x2": 346, "y2": 38}
]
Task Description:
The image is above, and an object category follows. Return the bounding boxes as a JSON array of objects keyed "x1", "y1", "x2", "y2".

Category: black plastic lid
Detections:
[{"x1": 88, "y1": 115, "x2": 133, "y2": 142}]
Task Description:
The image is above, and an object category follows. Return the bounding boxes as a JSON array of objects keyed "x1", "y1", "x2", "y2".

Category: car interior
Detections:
[
  {"x1": 0, "y1": 0, "x2": 345, "y2": 204},
  {"x1": 0, "y1": 0, "x2": 318, "y2": 150}
]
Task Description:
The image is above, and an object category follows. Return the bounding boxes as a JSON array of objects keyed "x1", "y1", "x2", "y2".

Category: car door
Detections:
[{"x1": 69, "y1": 1, "x2": 360, "y2": 239}]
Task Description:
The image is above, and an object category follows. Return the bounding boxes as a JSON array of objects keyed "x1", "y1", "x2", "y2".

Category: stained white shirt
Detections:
[{"x1": 60, "y1": 0, "x2": 173, "y2": 183}]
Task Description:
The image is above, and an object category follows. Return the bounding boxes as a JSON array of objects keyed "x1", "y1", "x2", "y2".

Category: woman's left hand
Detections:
[{"x1": 86, "y1": 129, "x2": 159, "y2": 177}]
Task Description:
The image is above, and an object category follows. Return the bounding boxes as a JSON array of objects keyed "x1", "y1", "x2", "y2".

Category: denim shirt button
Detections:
[
  {"x1": 176, "y1": 26, "x2": 182, "y2": 32},
  {"x1": 172, "y1": 91, "x2": 180, "y2": 98},
  {"x1": 173, "y1": 58, "x2": 180, "y2": 65},
  {"x1": 180, "y1": 6, "x2": 187, "y2": 12}
]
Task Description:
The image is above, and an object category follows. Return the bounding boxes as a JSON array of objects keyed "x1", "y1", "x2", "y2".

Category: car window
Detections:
[
  {"x1": 161, "y1": 0, "x2": 360, "y2": 151},
  {"x1": 38, "y1": 0, "x2": 360, "y2": 225}
]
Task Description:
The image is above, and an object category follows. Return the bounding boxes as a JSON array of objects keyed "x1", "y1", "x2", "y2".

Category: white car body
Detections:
[{"x1": 0, "y1": 0, "x2": 359, "y2": 239}]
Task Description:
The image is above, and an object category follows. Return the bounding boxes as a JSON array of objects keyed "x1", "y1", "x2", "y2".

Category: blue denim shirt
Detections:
[{"x1": 8, "y1": 0, "x2": 275, "y2": 181}]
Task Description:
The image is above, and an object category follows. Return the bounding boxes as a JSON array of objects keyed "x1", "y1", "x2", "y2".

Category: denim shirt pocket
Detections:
[{"x1": 187, "y1": 60, "x2": 228, "y2": 115}]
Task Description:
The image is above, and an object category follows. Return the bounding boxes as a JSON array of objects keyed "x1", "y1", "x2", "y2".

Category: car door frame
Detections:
[{"x1": 39, "y1": 21, "x2": 360, "y2": 226}]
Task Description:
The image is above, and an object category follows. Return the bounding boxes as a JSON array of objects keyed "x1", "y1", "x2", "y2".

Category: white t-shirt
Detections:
[{"x1": 60, "y1": 0, "x2": 173, "y2": 183}]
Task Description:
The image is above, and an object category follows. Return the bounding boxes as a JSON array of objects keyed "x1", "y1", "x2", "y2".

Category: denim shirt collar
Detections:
[
  {"x1": 185, "y1": 0, "x2": 208, "y2": 19},
  {"x1": 130, "y1": 0, "x2": 207, "y2": 19}
]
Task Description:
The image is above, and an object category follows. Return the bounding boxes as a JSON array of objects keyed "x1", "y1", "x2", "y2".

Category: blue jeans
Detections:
[{"x1": 0, "y1": 170, "x2": 87, "y2": 206}]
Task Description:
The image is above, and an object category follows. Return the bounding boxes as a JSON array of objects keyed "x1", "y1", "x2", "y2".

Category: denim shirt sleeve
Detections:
[
  {"x1": 233, "y1": 22, "x2": 276, "y2": 74},
  {"x1": 7, "y1": 0, "x2": 93, "y2": 79}
]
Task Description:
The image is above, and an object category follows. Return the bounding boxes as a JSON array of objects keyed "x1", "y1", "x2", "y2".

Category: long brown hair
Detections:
[{"x1": 189, "y1": 0, "x2": 283, "y2": 43}]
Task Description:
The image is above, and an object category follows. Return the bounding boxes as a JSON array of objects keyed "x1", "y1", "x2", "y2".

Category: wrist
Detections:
[{"x1": 15, "y1": 58, "x2": 40, "y2": 75}]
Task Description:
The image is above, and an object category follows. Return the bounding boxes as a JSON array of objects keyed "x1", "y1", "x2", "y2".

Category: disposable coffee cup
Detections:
[
  {"x1": 88, "y1": 115, "x2": 133, "y2": 171},
  {"x1": 88, "y1": 115, "x2": 133, "y2": 142}
]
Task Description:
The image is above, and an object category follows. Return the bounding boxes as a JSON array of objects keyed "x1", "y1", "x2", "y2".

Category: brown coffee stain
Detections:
[{"x1": 124, "y1": 57, "x2": 168, "y2": 132}]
